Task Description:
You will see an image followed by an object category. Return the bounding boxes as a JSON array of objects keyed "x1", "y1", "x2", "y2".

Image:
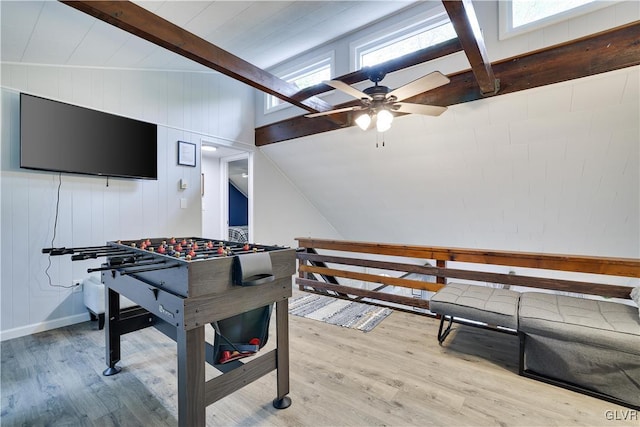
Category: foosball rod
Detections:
[
  {"x1": 119, "y1": 263, "x2": 181, "y2": 275},
  {"x1": 87, "y1": 259, "x2": 166, "y2": 273},
  {"x1": 42, "y1": 245, "x2": 115, "y2": 255},
  {"x1": 71, "y1": 249, "x2": 139, "y2": 261}
]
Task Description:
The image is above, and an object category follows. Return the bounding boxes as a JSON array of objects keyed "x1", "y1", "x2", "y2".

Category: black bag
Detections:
[{"x1": 211, "y1": 304, "x2": 273, "y2": 364}]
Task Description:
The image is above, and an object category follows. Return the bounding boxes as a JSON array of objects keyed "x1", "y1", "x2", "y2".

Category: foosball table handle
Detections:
[
  {"x1": 240, "y1": 273, "x2": 275, "y2": 287},
  {"x1": 233, "y1": 252, "x2": 274, "y2": 286}
]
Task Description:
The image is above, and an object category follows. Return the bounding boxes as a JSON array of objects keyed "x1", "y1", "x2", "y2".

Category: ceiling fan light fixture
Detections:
[
  {"x1": 355, "y1": 112, "x2": 371, "y2": 130},
  {"x1": 376, "y1": 109, "x2": 393, "y2": 133},
  {"x1": 306, "y1": 71, "x2": 450, "y2": 131}
]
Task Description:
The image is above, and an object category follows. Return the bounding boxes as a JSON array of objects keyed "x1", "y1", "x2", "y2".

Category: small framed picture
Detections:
[{"x1": 178, "y1": 141, "x2": 196, "y2": 167}]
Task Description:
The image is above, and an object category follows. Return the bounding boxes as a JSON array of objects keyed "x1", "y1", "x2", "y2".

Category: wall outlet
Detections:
[{"x1": 72, "y1": 280, "x2": 83, "y2": 293}]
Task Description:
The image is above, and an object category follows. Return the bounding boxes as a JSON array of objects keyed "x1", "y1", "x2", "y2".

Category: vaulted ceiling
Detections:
[
  {"x1": 1, "y1": 1, "x2": 415, "y2": 70},
  {"x1": 2, "y1": 1, "x2": 639, "y2": 146}
]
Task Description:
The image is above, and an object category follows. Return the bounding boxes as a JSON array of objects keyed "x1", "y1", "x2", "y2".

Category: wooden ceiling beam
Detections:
[
  {"x1": 256, "y1": 22, "x2": 640, "y2": 146},
  {"x1": 59, "y1": 0, "x2": 332, "y2": 114},
  {"x1": 442, "y1": 0, "x2": 498, "y2": 96}
]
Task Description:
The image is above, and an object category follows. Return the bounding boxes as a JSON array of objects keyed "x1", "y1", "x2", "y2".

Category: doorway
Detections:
[
  {"x1": 201, "y1": 141, "x2": 252, "y2": 241},
  {"x1": 224, "y1": 156, "x2": 250, "y2": 243}
]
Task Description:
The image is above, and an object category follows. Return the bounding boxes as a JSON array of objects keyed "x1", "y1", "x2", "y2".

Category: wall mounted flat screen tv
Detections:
[{"x1": 20, "y1": 93, "x2": 157, "y2": 180}]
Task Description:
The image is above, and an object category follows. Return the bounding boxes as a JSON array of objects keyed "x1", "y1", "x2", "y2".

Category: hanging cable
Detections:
[{"x1": 45, "y1": 173, "x2": 75, "y2": 289}]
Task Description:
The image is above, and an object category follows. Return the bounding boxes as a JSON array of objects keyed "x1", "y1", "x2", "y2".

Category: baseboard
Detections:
[{"x1": 0, "y1": 312, "x2": 91, "y2": 342}]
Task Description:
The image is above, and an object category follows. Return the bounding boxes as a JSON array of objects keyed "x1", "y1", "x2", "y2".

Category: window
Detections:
[
  {"x1": 512, "y1": 0, "x2": 596, "y2": 28},
  {"x1": 265, "y1": 55, "x2": 333, "y2": 112},
  {"x1": 500, "y1": 0, "x2": 611, "y2": 39},
  {"x1": 352, "y1": 10, "x2": 456, "y2": 70}
]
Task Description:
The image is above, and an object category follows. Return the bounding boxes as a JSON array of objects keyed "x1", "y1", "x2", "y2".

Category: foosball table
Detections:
[{"x1": 44, "y1": 237, "x2": 295, "y2": 427}]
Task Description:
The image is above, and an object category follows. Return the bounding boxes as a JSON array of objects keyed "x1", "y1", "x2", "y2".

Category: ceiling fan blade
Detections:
[
  {"x1": 324, "y1": 80, "x2": 372, "y2": 100},
  {"x1": 305, "y1": 106, "x2": 362, "y2": 118},
  {"x1": 387, "y1": 71, "x2": 450, "y2": 102},
  {"x1": 394, "y1": 102, "x2": 447, "y2": 116}
]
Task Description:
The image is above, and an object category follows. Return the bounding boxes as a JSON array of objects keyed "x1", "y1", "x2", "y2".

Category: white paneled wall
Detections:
[
  {"x1": 1, "y1": 62, "x2": 343, "y2": 340},
  {"x1": 252, "y1": 148, "x2": 342, "y2": 248},
  {"x1": 262, "y1": 66, "x2": 640, "y2": 259},
  {"x1": 0, "y1": 64, "x2": 253, "y2": 340}
]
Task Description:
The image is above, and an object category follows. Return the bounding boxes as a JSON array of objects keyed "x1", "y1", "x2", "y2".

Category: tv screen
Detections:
[{"x1": 20, "y1": 93, "x2": 157, "y2": 180}]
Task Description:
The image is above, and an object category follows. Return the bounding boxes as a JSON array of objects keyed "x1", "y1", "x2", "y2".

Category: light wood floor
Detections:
[{"x1": 1, "y1": 296, "x2": 636, "y2": 427}]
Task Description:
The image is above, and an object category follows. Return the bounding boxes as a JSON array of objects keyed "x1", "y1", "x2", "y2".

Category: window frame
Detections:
[
  {"x1": 350, "y1": 6, "x2": 455, "y2": 72},
  {"x1": 498, "y1": 0, "x2": 619, "y2": 40},
  {"x1": 264, "y1": 52, "x2": 334, "y2": 114}
]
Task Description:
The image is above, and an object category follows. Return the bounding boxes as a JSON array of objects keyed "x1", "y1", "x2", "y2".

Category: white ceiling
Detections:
[{"x1": 1, "y1": 0, "x2": 416, "y2": 71}]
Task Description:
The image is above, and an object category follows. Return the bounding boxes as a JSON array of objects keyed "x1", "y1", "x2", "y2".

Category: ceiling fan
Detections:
[{"x1": 305, "y1": 69, "x2": 450, "y2": 132}]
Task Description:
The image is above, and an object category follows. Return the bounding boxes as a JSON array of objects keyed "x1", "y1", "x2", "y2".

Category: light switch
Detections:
[
  {"x1": 180, "y1": 198, "x2": 187, "y2": 209},
  {"x1": 180, "y1": 179, "x2": 188, "y2": 190}
]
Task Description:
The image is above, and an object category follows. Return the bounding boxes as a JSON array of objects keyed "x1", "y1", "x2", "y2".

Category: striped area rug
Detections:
[{"x1": 288, "y1": 293, "x2": 392, "y2": 332}]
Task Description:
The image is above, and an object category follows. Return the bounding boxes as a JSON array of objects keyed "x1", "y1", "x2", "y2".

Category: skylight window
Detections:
[
  {"x1": 500, "y1": 0, "x2": 606, "y2": 39},
  {"x1": 352, "y1": 9, "x2": 456, "y2": 71},
  {"x1": 266, "y1": 56, "x2": 332, "y2": 112},
  {"x1": 512, "y1": 0, "x2": 596, "y2": 27},
  {"x1": 359, "y1": 22, "x2": 456, "y2": 68}
]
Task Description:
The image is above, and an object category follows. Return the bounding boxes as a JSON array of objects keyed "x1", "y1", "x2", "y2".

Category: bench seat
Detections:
[
  {"x1": 518, "y1": 292, "x2": 639, "y2": 353},
  {"x1": 429, "y1": 283, "x2": 520, "y2": 344},
  {"x1": 518, "y1": 292, "x2": 640, "y2": 408},
  {"x1": 430, "y1": 283, "x2": 640, "y2": 409},
  {"x1": 429, "y1": 282, "x2": 520, "y2": 329},
  {"x1": 83, "y1": 276, "x2": 137, "y2": 329}
]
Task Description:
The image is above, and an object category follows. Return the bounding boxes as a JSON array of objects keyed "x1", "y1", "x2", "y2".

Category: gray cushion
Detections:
[
  {"x1": 518, "y1": 292, "x2": 640, "y2": 355},
  {"x1": 523, "y1": 334, "x2": 640, "y2": 407},
  {"x1": 430, "y1": 283, "x2": 520, "y2": 329}
]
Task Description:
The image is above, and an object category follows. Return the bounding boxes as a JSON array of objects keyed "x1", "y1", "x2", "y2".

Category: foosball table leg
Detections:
[
  {"x1": 103, "y1": 287, "x2": 122, "y2": 376},
  {"x1": 176, "y1": 325, "x2": 206, "y2": 427},
  {"x1": 273, "y1": 299, "x2": 292, "y2": 409}
]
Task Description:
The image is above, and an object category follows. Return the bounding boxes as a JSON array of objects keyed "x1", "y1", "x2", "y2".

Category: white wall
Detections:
[
  {"x1": 3, "y1": 1, "x2": 636, "y2": 340},
  {"x1": 1, "y1": 62, "x2": 339, "y2": 340},
  {"x1": 199, "y1": 143, "x2": 342, "y2": 248},
  {"x1": 255, "y1": 0, "x2": 639, "y2": 260},
  {"x1": 261, "y1": 66, "x2": 639, "y2": 259},
  {"x1": 0, "y1": 92, "x2": 197, "y2": 340},
  {"x1": 0, "y1": 64, "x2": 236, "y2": 340},
  {"x1": 253, "y1": 148, "x2": 342, "y2": 249}
]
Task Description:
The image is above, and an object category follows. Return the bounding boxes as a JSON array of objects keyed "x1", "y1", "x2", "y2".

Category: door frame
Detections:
[{"x1": 220, "y1": 152, "x2": 253, "y2": 242}]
